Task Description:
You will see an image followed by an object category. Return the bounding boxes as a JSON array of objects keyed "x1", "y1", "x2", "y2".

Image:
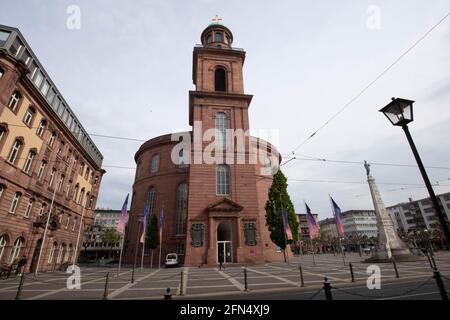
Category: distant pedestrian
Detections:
[
  {"x1": 218, "y1": 251, "x2": 225, "y2": 271},
  {"x1": 16, "y1": 255, "x2": 27, "y2": 276}
]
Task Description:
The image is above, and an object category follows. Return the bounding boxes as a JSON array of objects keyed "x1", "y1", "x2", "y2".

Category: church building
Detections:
[{"x1": 124, "y1": 18, "x2": 285, "y2": 266}]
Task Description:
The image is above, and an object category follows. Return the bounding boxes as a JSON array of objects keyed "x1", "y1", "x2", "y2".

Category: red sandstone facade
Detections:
[
  {"x1": 0, "y1": 25, "x2": 105, "y2": 272},
  {"x1": 124, "y1": 21, "x2": 287, "y2": 266}
]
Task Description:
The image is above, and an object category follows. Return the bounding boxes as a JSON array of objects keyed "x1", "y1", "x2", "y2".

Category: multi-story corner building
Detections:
[
  {"x1": 0, "y1": 25, "x2": 105, "y2": 272},
  {"x1": 387, "y1": 192, "x2": 450, "y2": 232},
  {"x1": 342, "y1": 210, "x2": 378, "y2": 238},
  {"x1": 124, "y1": 19, "x2": 283, "y2": 266},
  {"x1": 81, "y1": 209, "x2": 127, "y2": 260},
  {"x1": 296, "y1": 213, "x2": 320, "y2": 240},
  {"x1": 319, "y1": 217, "x2": 339, "y2": 239}
]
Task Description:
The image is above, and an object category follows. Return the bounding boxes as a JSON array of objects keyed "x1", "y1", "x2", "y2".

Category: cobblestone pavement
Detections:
[{"x1": 1, "y1": 252, "x2": 449, "y2": 300}]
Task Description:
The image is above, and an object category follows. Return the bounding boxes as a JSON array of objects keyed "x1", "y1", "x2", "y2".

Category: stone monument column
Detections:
[{"x1": 364, "y1": 161, "x2": 417, "y2": 262}]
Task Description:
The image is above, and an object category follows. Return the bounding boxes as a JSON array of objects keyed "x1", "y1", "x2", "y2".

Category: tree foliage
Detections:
[
  {"x1": 145, "y1": 213, "x2": 159, "y2": 249},
  {"x1": 265, "y1": 169, "x2": 299, "y2": 249}
]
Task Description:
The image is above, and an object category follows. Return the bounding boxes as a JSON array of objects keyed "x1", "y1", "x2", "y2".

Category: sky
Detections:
[{"x1": 1, "y1": 0, "x2": 449, "y2": 219}]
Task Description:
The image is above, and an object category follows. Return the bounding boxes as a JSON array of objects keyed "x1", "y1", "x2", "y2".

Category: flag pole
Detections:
[
  {"x1": 310, "y1": 238, "x2": 316, "y2": 266},
  {"x1": 330, "y1": 195, "x2": 346, "y2": 266},
  {"x1": 35, "y1": 178, "x2": 58, "y2": 276},
  {"x1": 158, "y1": 204, "x2": 164, "y2": 269},
  {"x1": 72, "y1": 197, "x2": 87, "y2": 267},
  {"x1": 117, "y1": 233, "x2": 125, "y2": 277},
  {"x1": 141, "y1": 220, "x2": 146, "y2": 270}
]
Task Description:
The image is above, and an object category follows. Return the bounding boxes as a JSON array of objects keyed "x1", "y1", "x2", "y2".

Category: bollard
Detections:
[
  {"x1": 299, "y1": 265, "x2": 304, "y2": 287},
  {"x1": 244, "y1": 267, "x2": 248, "y2": 291},
  {"x1": 15, "y1": 271, "x2": 26, "y2": 300},
  {"x1": 323, "y1": 277, "x2": 332, "y2": 300},
  {"x1": 349, "y1": 263, "x2": 355, "y2": 283},
  {"x1": 103, "y1": 272, "x2": 110, "y2": 300},
  {"x1": 179, "y1": 270, "x2": 185, "y2": 296},
  {"x1": 131, "y1": 265, "x2": 135, "y2": 284},
  {"x1": 164, "y1": 287, "x2": 172, "y2": 300},
  {"x1": 392, "y1": 258, "x2": 399, "y2": 278},
  {"x1": 432, "y1": 268, "x2": 448, "y2": 301}
]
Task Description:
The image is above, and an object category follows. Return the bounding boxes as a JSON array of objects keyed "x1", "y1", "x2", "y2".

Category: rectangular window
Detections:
[
  {"x1": 48, "y1": 132, "x2": 56, "y2": 147},
  {"x1": 10, "y1": 38, "x2": 23, "y2": 57},
  {"x1": 52, "y1": 96, "x2": 61, "y2": 111},
  {"x1": 24, "y1": 199, "x2": 34, "y2": 218},
  {"x1": 46, "y1": 89, "x2": 56, "y2": 104},
  {"x1": 23, "y1": 109, "x2": 34, "y2": 126},
  {"x1": 37, "y1": 161, "x2": 46, "y2": 180},
  {"x1": 65, "y1": 216, "x2": 70, "y2": 229},
  {"x1": 40, "y1": 80, "x2": 50, "y2": 96},
  {"x1": 49, "y1": 168, "x2": 56, "y2": 187},
  {"x1": 36, "y1": 120, "x2": 46, "y2": 137},
  {"x1": 151, "y1": 155, "x2": 160, "y2": 173},
  {"x1": 23, "y1": 151, "x2": 35, "y2": 174},
  {"x1": 191, "y1": 224, "x2": 204, "y2": 247},
  {"x1": 38, "y1": 203, "x2": 46, "y2": 216},
  {"x1": 7, "y1": 140, "x2": 22, "y2": 164},
  {"x1": 9, "y1": 192, "x2": 21, "y2": 214},
  {"x1": 33, "y1": 71, "x2": 44, "y2": 88},
  {"x1": 244, "y1": 222, "x2": 257, "y2": 246},
  {"x1": 0, "y1": 30, "x2": 10, "y2": 46}
]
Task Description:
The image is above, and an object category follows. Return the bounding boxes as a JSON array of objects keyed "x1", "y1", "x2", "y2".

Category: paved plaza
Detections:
[{"x1": 1, "y1": 252, "x2": 449, "y2": 300}]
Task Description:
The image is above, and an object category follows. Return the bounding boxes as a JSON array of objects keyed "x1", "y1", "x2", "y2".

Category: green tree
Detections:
[
  {"x1": 145, "y1": 213, "x2": 159, "y2": 268},
  {"x1": 101, "y1": 228, "x2": 121, "y2": 258},
  {"x1": 265, "y1": 169, "x2": 299, "y2": 260}
]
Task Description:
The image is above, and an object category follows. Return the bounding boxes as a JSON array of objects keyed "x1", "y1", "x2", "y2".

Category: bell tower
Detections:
[{"x1": 185, "y1": 17, "x2": 266, "y2": 267}]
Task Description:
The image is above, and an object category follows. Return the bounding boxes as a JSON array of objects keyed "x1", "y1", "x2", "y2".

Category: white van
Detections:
[{"x1": 165, "y1": 253, "x2": 179, "y2": 268}]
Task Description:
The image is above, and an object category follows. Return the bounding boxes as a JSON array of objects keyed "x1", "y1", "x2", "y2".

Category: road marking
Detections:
[
  {"x1": 267, "y1": 265, "x2": 348, "y2": 283},
  {"x1": 107, "y1": 269, "x2": 160, "y2": 299},
  {"x1": 215, "y1": 269, "x2": 245, "y2": 291},
  {"x1": 245, "y1": 267, "x2": 299, "y2": 287},
  {"x1": 26, "y1": 269, "x2": 133, "y2": 300}
]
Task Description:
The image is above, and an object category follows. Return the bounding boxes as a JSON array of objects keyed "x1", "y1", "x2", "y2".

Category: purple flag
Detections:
[
  {"x1": 140, "y1": 205, "x2": 149, "y2": 244},
  {"x1": 305, "y1": 202, "x2": 319, "y2": 240},
  {"x1": 116, "y1": 194, "x2": 129, "y2": 234},
  {"x1": 330, "y1": 196, "x2": 345, "y2": 237},
  {"x1": 281, "y1": 207, "x2": 293, "y2": 241}
]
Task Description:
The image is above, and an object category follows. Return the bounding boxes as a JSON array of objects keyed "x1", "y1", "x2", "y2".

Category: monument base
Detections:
[{"x1": 363, "y1": 248, "x2": 425, "y2": 263}]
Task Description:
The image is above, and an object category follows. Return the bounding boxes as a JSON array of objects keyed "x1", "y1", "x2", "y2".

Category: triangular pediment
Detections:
[{"x1": 206, "y1": 198, "x2": 243, "y2": 212}]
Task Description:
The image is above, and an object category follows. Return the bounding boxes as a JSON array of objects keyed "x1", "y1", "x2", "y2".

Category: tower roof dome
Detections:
[{"x1": 200, "y1": 15, "x2": 233, "y2": 48}]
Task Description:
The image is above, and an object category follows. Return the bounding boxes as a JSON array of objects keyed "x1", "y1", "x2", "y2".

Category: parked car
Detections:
[{"x1": 165, "y1": 253, "x2": 179, "y2": 268}]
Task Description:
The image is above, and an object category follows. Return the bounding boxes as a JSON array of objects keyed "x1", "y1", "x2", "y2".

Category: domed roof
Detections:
[{"x1": 200, "y1": 15, "x2": 233, "y2": 47}]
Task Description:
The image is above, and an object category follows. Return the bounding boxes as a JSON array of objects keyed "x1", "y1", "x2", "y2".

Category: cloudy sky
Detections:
[{"x1": 1, "y1": 0, "x2": 449, "y2": 219}]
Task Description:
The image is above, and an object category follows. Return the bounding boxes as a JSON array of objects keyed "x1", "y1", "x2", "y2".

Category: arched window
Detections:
[
  {"x1": 48, "y1": 242, "x2": 57, "y2": 263},
  {"x1": 175, "y1": 183, "x2": 188, "y2": 235},
  {"x1": 214, "y1": 68, "x2": 226, "y2": 92},
  {"x1": 9, "y1": 237, "x2": 24, "y2": 264},
  {"x1": 151, "y1": 154, "x2": 160, "y2": 173},
  {"x1": 48, "y1": 131, "x2": 56, "y2": 147},
  {"x1": 8, "y1": 91, "x2": 21, "y2": 112},
  {"x1": 0, "y1": 235, "x2": 8, "y2": 262},
  {"x1": 206, "y1": 34, "x2": 212, "y2": 44},
  {"x1": 215, "y1": 112, "x2": 228, "y2": 148},
  {"x1": 48, "y1": 168, "x2": 56, "y2": 187},
  {"x1": 22, "y1": 149, "x2": 36, "y2": 174},
  {"x1": 147, "y1": 188, "x2": 156, "y2": 214},
  {"x1": 216, "y1": 165, "x2": 230, "y2": 195},
  {"x1": 7, "y1": 139, "x2": 23, "y2": 164},
  {"x1": 57, "y1": 243, "x2": 65, "y2": 263},
  {"x1": 9, "y1": 192, "x2": 22, "y2": 214}
]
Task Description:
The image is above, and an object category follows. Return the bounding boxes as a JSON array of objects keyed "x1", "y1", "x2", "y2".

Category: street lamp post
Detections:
[{"x1": 379, "y1": 98, "x2": 450, "y2": 250}]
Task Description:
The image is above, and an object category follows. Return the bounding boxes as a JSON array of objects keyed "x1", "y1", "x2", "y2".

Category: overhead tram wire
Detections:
[
  {"x1": 281, "y1": 155, "x2": 450, "y2": 170},
  {"x1": 282, "y1": 13, "x2": 450, "y2": 163}
]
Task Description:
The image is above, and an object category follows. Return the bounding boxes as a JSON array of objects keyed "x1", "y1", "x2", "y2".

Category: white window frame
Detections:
[
  {"x1": 36, "y1": 120, "x2": 46, "y2": 137},
  {"x1": 9, "y1": 238, "x2": 23, "y2": 264},
  {"x1": 8, "y1": 192, "x2": 21, "y2": 214},
  {"x1": 22, "y1": 150, "x2": 35, "y2": 174},
  {"x1": 8, "y1": 91, "x2": 21, "y2": 111},
  {"x1": 48, "y1": 242, "x2": 57, "y2": 263},
  {"x1": 48, "y1": 168, "x2": 56, "y2": 187},
  {"x1": 24, "y1": 199, "x2": 34, "y2": 218},
  {"x1": 216, "y1": 165, "x2": 230, "y2": 196},
  {"x1": 7, "y1": 139, "x2": 22, "y2": 164},
  {"x1": 37, "y1": 160, "x2": 46, "y2": 180},
  {"x1": 151, "y1": 154, "x2": 160, "y2": 173},
  {"x1": 23, "y1": 109, "x2": 34, "y2": 126}
]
